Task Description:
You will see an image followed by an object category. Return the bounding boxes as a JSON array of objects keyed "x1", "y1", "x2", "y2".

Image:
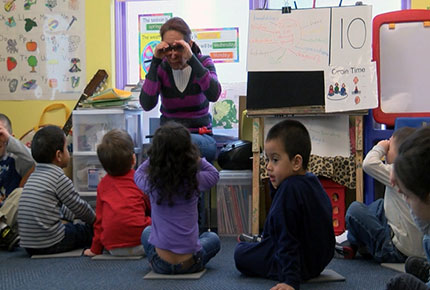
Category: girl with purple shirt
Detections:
[
  {"x1": 135, "y1": 122, "x2": 220, "y2": 274},
  {"x1": 139, "y1": 17, "x2": 222, "y2": 162}
]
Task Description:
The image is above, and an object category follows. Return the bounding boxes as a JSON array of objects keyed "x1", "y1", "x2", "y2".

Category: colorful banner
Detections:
[
  {"x1": 138, "y1": 13, "x2": 172, "y2": 80},
  {"x1": 192, "y1": 27, "x2": 239, "y2": 63},
  {"x1": 0, "y1": 0, "x2": 86, "y2": 100}
]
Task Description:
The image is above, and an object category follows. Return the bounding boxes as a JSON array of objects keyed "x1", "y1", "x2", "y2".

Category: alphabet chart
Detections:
[{"x1": 0, "y1": 0, "x2": 86, "y2": 100}]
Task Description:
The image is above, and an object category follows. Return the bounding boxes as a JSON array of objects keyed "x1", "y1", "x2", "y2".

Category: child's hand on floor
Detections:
[
  {"x1": 270, "y1": 282, "x2": 295, "y2": 290},
  {"x1": 83, "y1": 249, "x2": 96, "y2": 256}
]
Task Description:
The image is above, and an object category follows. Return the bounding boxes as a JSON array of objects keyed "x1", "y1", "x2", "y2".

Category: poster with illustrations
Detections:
[
  {"x1": 210, "y1": 82, "x2": 246, "y2": 137},
  {"x1": 0, "y1": 0, "x2": 86, "y2": 100},
  {"x1": 325, "y1": 62, "x2": 378, "y2": 112},
  {"x1": 139, "y1": 13, "x2": 172, "y2": 80}
]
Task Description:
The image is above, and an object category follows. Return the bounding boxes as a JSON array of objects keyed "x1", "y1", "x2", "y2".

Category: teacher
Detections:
[{"x1": 139, "y1": 17, "x2": 222, "y2": 162}]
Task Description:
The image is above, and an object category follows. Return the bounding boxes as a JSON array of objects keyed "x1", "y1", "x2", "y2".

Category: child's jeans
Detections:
[
  {"x1": 345, "y1": 199, "x2": 407, "y2": 263},
  {"x1": 141, "y1": 226, "x2": 220, "y2": 274},
  {"x1": 25, "y1": 222, "x2": 92, "y2": 256}
]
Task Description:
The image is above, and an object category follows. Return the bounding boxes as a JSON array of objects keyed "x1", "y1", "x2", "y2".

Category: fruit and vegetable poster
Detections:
[{"x1": 0, "y1": 0, "x2": 86, "y2": 100}]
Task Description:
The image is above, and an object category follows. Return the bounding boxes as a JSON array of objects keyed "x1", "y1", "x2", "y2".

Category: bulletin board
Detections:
[
  {"x1": 372, "y1": 9, "x2": 430, "y2": 126},
  {"x1": 246, "y1": 6, "x2": 378, "y2": 113},
  {"x1": 0, "y1": 0, "x2": 86, "y2": 100}
]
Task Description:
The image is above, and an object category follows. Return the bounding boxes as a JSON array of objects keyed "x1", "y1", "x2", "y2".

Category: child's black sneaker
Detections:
[
  {"x1": 0, "y1": 226, "x2": 20, "y2": 251},
  {"x1": 237, "y1": 233, "x2": 261, "y2": 243},
  {"x1": 334, "y1": 241, "x2": 357, "y2": 259},
  {"x1": 405, "y1": 256, "x2": 430, "y2": 283}
]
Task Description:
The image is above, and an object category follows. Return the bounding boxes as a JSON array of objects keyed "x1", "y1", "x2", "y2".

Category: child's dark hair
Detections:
[
  {"x1": 31, "y1": 125, "x2": 65, "y2": 163},
  {"x1": 394, "y1": 126, "x2": 430, "y2": 203},
  {"x1": 266, "y1": 119, "x2": 311, "y2": 169},
  {"x1": 97, "y1": 129, "x2": 134, "y2": 176},
  {"x1": 160, "y1": 17, "x2": 201, "y2": 55},
  {"x1": 392, "y1": 126, "x2": 416, "y2": 149},
  {"x1": 0, "y1": 113, "x2": 12, "y2": 134},
  {"x1": 147, "y1": 122, "x2": 200, "y2": 205}
]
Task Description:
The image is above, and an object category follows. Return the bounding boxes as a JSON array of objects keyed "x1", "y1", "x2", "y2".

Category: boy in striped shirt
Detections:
[{"x1": 18, "y1": 126, "x2": 95, "y2": 255}]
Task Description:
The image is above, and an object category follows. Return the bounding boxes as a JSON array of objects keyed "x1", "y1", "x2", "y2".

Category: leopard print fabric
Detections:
[{"x1": 260, "y1": 154, "x2": 356, "y2": 189}]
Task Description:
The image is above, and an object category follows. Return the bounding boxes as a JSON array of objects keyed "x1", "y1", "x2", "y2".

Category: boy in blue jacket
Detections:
[
  {"x1": 234, "y1": 119, "x2": 335, "y2": 290},
  {"x1": 0, "y1": 113, "x2": 34, "y2": 250}
]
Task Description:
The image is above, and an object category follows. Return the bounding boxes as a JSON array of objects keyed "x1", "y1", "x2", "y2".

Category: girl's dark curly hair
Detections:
[{"x1": 147, "y1": 122, "x2": 200, "y2": 205}]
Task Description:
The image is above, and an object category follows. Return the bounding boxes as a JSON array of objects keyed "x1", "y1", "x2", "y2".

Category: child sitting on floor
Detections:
[
  {"x1": 386, "y1": 126, "x2": 430, "y2": 289},
  {"x1": 135, "y1": 122, "x2": 220, "y2": 274},
  {"x1": 18, "y1": 125, "x2": 95, "y2": 256},
  {"x1": 84, "y1": 129, "x2": 151, "y2": 257},
  {"x1": 234, "y1": 119, "x2": 335, "y2": 290},
  {"x1": 0, "y1": 113, "x2": 35, "y2": 250},
  {"x1": 339, "y1": 127, "x2": 423, "y2": 262}
]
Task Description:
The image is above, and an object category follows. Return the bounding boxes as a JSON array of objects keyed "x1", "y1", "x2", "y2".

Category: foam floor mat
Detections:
[
  {"x1": 31, "y1": 248, "x2": 84, "y2": 259},
  {"x1": 144, "y1": 269, "x2": 207, "y2": 280}
]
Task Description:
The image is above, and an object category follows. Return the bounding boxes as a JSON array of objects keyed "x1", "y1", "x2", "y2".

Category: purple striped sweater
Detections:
[{"x1": 139, "y1": 54, "x2": 221, "y2": 133}]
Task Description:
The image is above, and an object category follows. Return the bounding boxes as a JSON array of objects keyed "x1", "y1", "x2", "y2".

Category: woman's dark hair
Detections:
[
  {"x1": 160, "y1": 17, "x2": 201, "y2": 55},
  {"x1": 31, "y1": 125, "x2": 65, "y2": 163},
  {"x1": 97, "y1": 129, "x2": 134, "y2": 176},
  {"x1": 394, "y1": 126, "x2": 430, "y2": 203},
  {"x1": 146, "y1": 122, "x2": 200, "y2": 205},
  {"x1": 266, "y1": 119, "x2": 311, "y2": 169}
]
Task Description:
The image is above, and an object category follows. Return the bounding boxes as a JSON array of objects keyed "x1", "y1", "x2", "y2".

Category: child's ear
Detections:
[
  {"x1": 132, "y1": 154, "x2": 136, "y2": 167},
  {"x1": 292, "y1": 154, "x2": 303, "y2": 171},
  {"x1": 55, "y1": 149, "x2": 62, "y2": 162}
]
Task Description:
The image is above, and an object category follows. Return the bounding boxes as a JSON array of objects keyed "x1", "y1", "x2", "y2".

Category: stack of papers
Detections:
[{"x1": 84, "y1": 88, "x2": 133, "y2": 108}]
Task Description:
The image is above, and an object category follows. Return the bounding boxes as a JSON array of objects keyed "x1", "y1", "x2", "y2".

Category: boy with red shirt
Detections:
[{"x1": 84, "y1": 129, "x2": 151, "y2": 257}]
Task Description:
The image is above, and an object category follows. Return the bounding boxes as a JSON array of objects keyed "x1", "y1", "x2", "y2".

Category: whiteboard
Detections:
[
  {"x1": 247, "y1": 6, "x2": 377, "y2": 113},
  {"x1": 264, "y1": 115, "x2": 350, "y2": 157},
  {"x1": 247, "y1": 9, "x2": 331, "y2": 71},
  {"x1": 247, "y1": 6, "x2": 372, "y2": 71},
  {"x1": 379, "y1": 22, "x2": 430, "y2": 113}
]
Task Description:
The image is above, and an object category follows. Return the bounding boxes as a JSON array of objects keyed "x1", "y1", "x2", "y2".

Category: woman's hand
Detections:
[
  {"x1": 173, "y1": 39, "x2": 193, "y2": 61},
  {"x1": 153, "y1": 40, "x2": 192, "y2": 61},
  {"x1": 153, "y1": 41, "x2": 171, "y2": 59}
]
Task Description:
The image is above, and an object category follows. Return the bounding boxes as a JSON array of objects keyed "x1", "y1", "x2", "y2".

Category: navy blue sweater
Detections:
[{"x1": 259, "y1": 173, "x2": 334, "y2": 289}]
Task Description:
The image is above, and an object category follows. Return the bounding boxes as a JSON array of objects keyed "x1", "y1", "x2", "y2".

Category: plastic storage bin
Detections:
[
  {"x1": 319, "y1": 178, "x2": 346, "y2": 236},
  {"x1": 72, "y1": 109, "x2": 143, "y2": 195},
  {"x1": 216, "y1": 170, "x2": 252, "y2": 236},
  {"x1": 73, "y1": 155, "x2": 107, "y2": 193}
]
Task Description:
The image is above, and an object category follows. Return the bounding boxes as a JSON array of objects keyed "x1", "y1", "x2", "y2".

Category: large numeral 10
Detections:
[{"x1": 340, "y1": 17, "x2": 367, "y2": 49}]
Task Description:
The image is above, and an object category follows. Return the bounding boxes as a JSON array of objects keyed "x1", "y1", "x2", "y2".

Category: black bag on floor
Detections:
[{"x1": 217, "y1": 140, "x2": 252, "y2": 170}]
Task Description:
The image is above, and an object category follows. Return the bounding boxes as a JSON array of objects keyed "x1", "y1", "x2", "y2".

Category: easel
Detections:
[
  {"x1": 246, "y1": 107, "x2": 365, "y2": 235},
  {"x1": 246, "y1": 6, "x2": 374, "y2": 234}
]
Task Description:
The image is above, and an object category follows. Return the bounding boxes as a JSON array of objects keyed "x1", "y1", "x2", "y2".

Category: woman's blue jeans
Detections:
[
  {"x1": 190, "y1": 133, "x2": 217, "y2": 163},
  {"x1": 345, "y1": 199, "x2": 407, "y2": 263},
  {"x1": 141, "y1": 226, "x2": 220, "y2": 274}
]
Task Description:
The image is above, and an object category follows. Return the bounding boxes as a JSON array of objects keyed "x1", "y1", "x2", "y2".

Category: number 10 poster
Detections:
[{"x1": 247, "y1": 5, "x2": 377, "y2": 113}]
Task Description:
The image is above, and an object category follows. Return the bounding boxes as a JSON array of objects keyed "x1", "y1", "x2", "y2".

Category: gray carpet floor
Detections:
[{"x1": 0, "y1": 236, "x2": 399, "y2": 290}]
